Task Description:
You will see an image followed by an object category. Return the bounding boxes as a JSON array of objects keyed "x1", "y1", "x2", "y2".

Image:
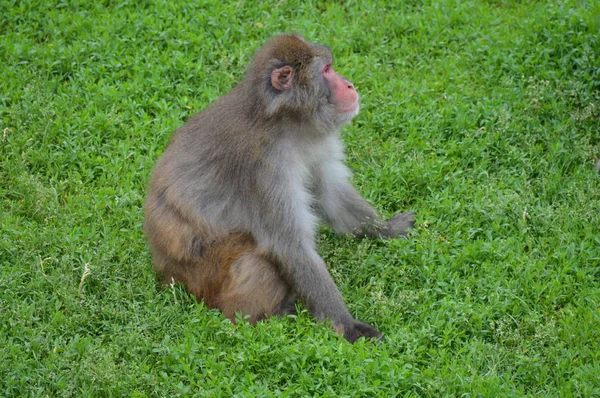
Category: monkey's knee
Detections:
[{"x1": 219, "y1": 253, "x2": 290, "y2": 323}]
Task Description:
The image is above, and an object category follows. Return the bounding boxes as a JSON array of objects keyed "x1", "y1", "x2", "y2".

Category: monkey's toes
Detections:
[{"x1": 344, "y1": 321, "x2": 383, "y2": 343}]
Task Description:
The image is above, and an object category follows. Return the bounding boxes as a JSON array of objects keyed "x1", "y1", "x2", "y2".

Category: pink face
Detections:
[{"x1": 322, "y1": 64, "x2": 359, "y2": 114}]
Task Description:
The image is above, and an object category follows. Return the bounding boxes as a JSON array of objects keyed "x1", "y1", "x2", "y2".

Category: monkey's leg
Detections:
[
  {"x1": 219, "y1": 251, "x2": 296, "y2": 323},
  {"x1": 150, "y1": 229, "x2": 294, "y2": 322},
  {"x1": 150, "y1": 244, "x2": 225, "y2": 310}
]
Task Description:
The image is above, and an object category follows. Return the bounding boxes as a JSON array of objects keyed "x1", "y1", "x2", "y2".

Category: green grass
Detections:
[{"x1": 1, "y1": 0, "x2": 600, "y2": 396}]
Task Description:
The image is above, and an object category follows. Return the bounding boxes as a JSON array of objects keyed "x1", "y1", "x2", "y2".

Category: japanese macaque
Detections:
[{"x1": 144, "y1": 34, "x2": 415, "y2": 343}]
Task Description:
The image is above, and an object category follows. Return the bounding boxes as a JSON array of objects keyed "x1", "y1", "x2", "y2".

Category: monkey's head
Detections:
[{"x1": 247, "y1": 34, "x2": 360, "y2": 127}]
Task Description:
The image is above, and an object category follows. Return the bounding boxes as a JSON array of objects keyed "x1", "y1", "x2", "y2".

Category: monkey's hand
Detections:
[
  {"x1": 335, "y1": 320, "x2": 383, "y2": 343},
  {"x1": 381, "y1": 212, "x2": 415, "y2": 238}
]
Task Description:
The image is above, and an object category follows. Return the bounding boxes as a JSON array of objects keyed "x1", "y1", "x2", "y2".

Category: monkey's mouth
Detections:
[{"x1": 337, "y1": 101, "x2": 359, "y2": 114}]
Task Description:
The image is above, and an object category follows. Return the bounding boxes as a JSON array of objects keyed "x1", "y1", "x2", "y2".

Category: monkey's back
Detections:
[{"x1": 145, "y1": 83, "x2": 278, "y2": 244}]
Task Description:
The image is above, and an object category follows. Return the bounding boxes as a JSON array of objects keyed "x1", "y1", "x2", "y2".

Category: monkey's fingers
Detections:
[{"x1": 385, "y1": 212, "x2": 416, "y2": 238}]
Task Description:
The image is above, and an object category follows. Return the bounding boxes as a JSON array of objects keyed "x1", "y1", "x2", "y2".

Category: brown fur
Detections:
[{"x1": 152, "y1": 228, "x2": 293, "y2": 323}]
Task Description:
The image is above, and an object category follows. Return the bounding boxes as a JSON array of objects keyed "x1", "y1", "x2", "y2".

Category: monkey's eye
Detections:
[{"x1": 323, "y1": 64, "x2": 331, "y2": 73}]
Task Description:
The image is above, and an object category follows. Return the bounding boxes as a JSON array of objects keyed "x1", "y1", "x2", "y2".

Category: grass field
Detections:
[{"x1": 2, "y1": 0, "x2": 600, "y2": 396}]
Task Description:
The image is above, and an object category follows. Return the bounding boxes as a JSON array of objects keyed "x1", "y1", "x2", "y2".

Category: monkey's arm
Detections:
[
  {"x1": 315, "y1": 159, "x2": 414, "y2": 239},
  {"x1": 253, "y1": 170, "x2": 380, "y2": 341}
]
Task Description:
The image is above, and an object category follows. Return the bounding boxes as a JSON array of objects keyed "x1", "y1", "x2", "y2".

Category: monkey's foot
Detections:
[{"x1": 335, "y1": 321, "x2": 383, "y2": 343}]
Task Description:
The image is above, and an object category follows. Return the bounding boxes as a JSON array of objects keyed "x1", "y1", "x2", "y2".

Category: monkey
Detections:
[{"x1": 144, "y1": 34, "x2": 415, "y2": 343}]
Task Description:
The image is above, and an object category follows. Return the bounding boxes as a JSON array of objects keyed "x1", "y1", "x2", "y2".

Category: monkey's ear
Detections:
[{"x1": 271, "y1": 66, "x2": 293, "y2": 91}]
